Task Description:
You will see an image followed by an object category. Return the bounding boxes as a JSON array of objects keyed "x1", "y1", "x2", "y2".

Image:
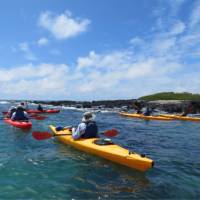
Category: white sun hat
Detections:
[{"x1": 82, "y1": 112, "x2": 96, "y2": 122}]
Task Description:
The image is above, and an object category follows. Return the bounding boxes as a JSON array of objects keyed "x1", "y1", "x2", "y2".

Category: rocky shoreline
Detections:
[{"x1": 31, "y1": 99, "x2": 200, "y2": 114}]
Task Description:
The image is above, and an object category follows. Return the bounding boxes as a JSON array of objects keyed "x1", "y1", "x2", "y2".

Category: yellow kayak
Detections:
[
  {"x1": 160, "y1": 114, "x2": 200, "y2": 122},
  {"x1": 49, "y1": 125, "x2": 154, "y2": 172},
  {"x1": 119, "y1": 112, "x2": 173, "y2": 121}
]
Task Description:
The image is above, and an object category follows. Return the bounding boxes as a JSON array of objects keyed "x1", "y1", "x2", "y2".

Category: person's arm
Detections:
[
  {"x1": 72, "y1": 123, "x2": 86, "y2": 140},
  {"x1": 24, "y1": 111, "x2": 29, "y2": 118},
  {"x1": 11, "y1": 112, "x2": 16, "y2": 120}
]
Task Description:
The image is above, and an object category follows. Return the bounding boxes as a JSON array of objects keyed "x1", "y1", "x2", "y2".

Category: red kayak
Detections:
[
  {"x1": 4, "y1": 118, "x2": 32, "y2": 129},
  {"x1": 26, "y1": 109, "x2": 60, "y2": 114},
  {"x1": 3, "y1": 109, "x2": 60, "y2": 114}
]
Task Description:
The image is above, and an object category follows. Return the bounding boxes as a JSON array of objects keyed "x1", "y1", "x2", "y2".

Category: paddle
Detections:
[{"x1": 32, "y1": 128, "x2": 119, "y2": 140}]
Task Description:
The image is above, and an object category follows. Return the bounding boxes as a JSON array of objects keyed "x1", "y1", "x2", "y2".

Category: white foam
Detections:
[{"x1": 0, "y1": 101, "x2": 10, "y2": 104}]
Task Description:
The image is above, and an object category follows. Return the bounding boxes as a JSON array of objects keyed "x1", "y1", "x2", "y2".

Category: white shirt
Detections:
[{"x1": 72, "y1": 122, "x2": 87, "y2": 140}]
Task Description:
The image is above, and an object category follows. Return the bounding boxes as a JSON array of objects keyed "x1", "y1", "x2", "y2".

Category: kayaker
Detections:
[
  {"x1": 11, "y1": 105, "x2": 29, "y2": 121},
  {"x1": 143, "y1": 107, "x2": 152, "y2": 116},
  {"x1": 37, "y1": 104, "x2": 44, "y2": 111},
  {"x1": 181, "y1": 104, "x2": 193, "y2": 116},
  {"x1": 133, "y1": 101, "x2": 143, "y2": 114},
  {"x1": 72, "y1": 112, "x2": 98, "y2": 140},
  {"x1": 6, "y1": 106, "x2": 17, "y2": 118}
]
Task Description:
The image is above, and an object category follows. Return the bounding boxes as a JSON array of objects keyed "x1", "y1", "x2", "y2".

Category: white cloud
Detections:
[
  {"x1": 129, "y1": 37, "x2": 144, "y2": 46},
  {"x1": 169, "y1": 21, "x2": 185, "y2": 35},
  {"x1": 38, "y1": 11, "x2": 90, "y2": 40},
  {"x1": 77, "y1": 50, "x2": 132, "y2": 70},
  {"x1": 73, "y1": 49, "x2": 184, "y2": 97},
  {"x1": 0, "y1": 63, "x2": 69, "y2": 99},
  {"x1": 2, "y1": 3, "x2": 200, "y2": 100},
  {"x1": 19, "y1": 42, "x2": 37, "y2": 61},
  {"x1": 37, "y1": 37, "x2": 49, "y2": 46}
]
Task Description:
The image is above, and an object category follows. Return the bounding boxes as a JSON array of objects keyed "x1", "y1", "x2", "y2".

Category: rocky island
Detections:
[{"x1": 30, "y1": 92, "x2": 200, "y2": 114}]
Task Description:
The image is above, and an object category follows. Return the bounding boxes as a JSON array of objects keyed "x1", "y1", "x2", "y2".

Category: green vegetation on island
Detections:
[{"x1": 139, "y1": 92, "x2": 200, "y2": 101}]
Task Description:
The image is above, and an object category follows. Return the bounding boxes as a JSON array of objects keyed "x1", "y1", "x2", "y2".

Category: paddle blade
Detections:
[
  {"x1": 32, "y1": 131, "x2": 53, "y2": 140},
  {"x1": 103, "y1": 129, "x2": 118, "y2": 137}
]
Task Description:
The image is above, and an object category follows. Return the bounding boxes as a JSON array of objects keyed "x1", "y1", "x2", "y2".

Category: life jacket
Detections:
[
  {"x1": 12, "y1": 110, "x2": 28, "y2": 121},
  {"x1": 81, "y1": 121, "x2": 98, "y2": 139}
]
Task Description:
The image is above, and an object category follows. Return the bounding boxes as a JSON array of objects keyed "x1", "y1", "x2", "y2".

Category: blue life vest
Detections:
[
  {"x1": 13, "y1": 110, "x2": 28, "y2": 121},
  {"x1": 81, "y1": 121, "x2": 98, "y2": 139}
]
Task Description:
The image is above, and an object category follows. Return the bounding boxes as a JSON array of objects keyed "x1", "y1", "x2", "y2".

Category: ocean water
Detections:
[{"x1": 0, "y1": 103, "x2": 199, "y2": 199}]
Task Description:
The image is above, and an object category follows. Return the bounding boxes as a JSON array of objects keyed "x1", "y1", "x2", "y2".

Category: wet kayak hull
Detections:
[
  {"x1": 4, "y1": 118, "x2": 32, "y2": 129},
  {"x1": 119, "y1": 112, "x2": 173, "y2": 121},
  {"x1": 160, "y1": 114, "x2": 200, "y2": 122}
]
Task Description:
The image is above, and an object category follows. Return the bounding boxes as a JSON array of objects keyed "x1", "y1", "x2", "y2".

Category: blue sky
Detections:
[{"x1": 0, "y1": 0, "x2": 200, "y2": 100}]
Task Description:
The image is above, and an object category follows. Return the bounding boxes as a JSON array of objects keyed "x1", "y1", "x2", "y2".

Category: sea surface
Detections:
[{"x1": 0, "y1": 102, "x2": 199, "y2": 199}]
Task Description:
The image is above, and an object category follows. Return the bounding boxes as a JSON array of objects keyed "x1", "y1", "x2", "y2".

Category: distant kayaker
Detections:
[
  {"x1": 6, "y1": 106, "x2": 17, "y2": 118},
  {"x1": 143, "y1": 107, "x2": 152, "y2": 116},
  {"x1": 37, "y1": 104, "x2": 44, "y2": 111},
  {"x1": 133, "y1": 101, "x2": 143, "y2": 114},
  {"x1": 181, "y1": 103, "x2": 193, "y2": 116},
  {"x1": 72, "y1": 112, "x2": 98, "y2": 140},
  {"x1": 11, "y1": 105, "x2": 29, "y2": 121}
]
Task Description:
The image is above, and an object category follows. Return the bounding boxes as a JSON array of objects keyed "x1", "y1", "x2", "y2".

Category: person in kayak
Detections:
[
  {"x1": 37, "y1": 104, "x2": 44, "y2": 111},
  {"x1": 72, "y1": 112, "x2": 98, "y2": 140},
  {"x1": 133, "y1": 101, "x2": 143, "y2": 114},
  {"x1": 6, "y1": 106, "x2": 17, "y2": 118},
  {"x1": 181, "y1": 103, "x2": 193, "y2": 116},
  {"x1": 143, "y1": 107, "x2": 152, "y2": 116},
  {"x1": 11, "y1": 105, "x2": 29, "y2": 121}
]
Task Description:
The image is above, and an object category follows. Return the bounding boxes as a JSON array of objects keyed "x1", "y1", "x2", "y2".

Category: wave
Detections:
[
  {"x1": 61, "y1": 106, "x2": 118, "y2": 113},
  {"x1": 0, "y1": 101, "x2": 10, "y2": 104}
]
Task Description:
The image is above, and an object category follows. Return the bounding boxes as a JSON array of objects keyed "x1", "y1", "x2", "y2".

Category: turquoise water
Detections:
[{"x1": 0, "y1": 103, "x2": 199, "y2": 199}]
